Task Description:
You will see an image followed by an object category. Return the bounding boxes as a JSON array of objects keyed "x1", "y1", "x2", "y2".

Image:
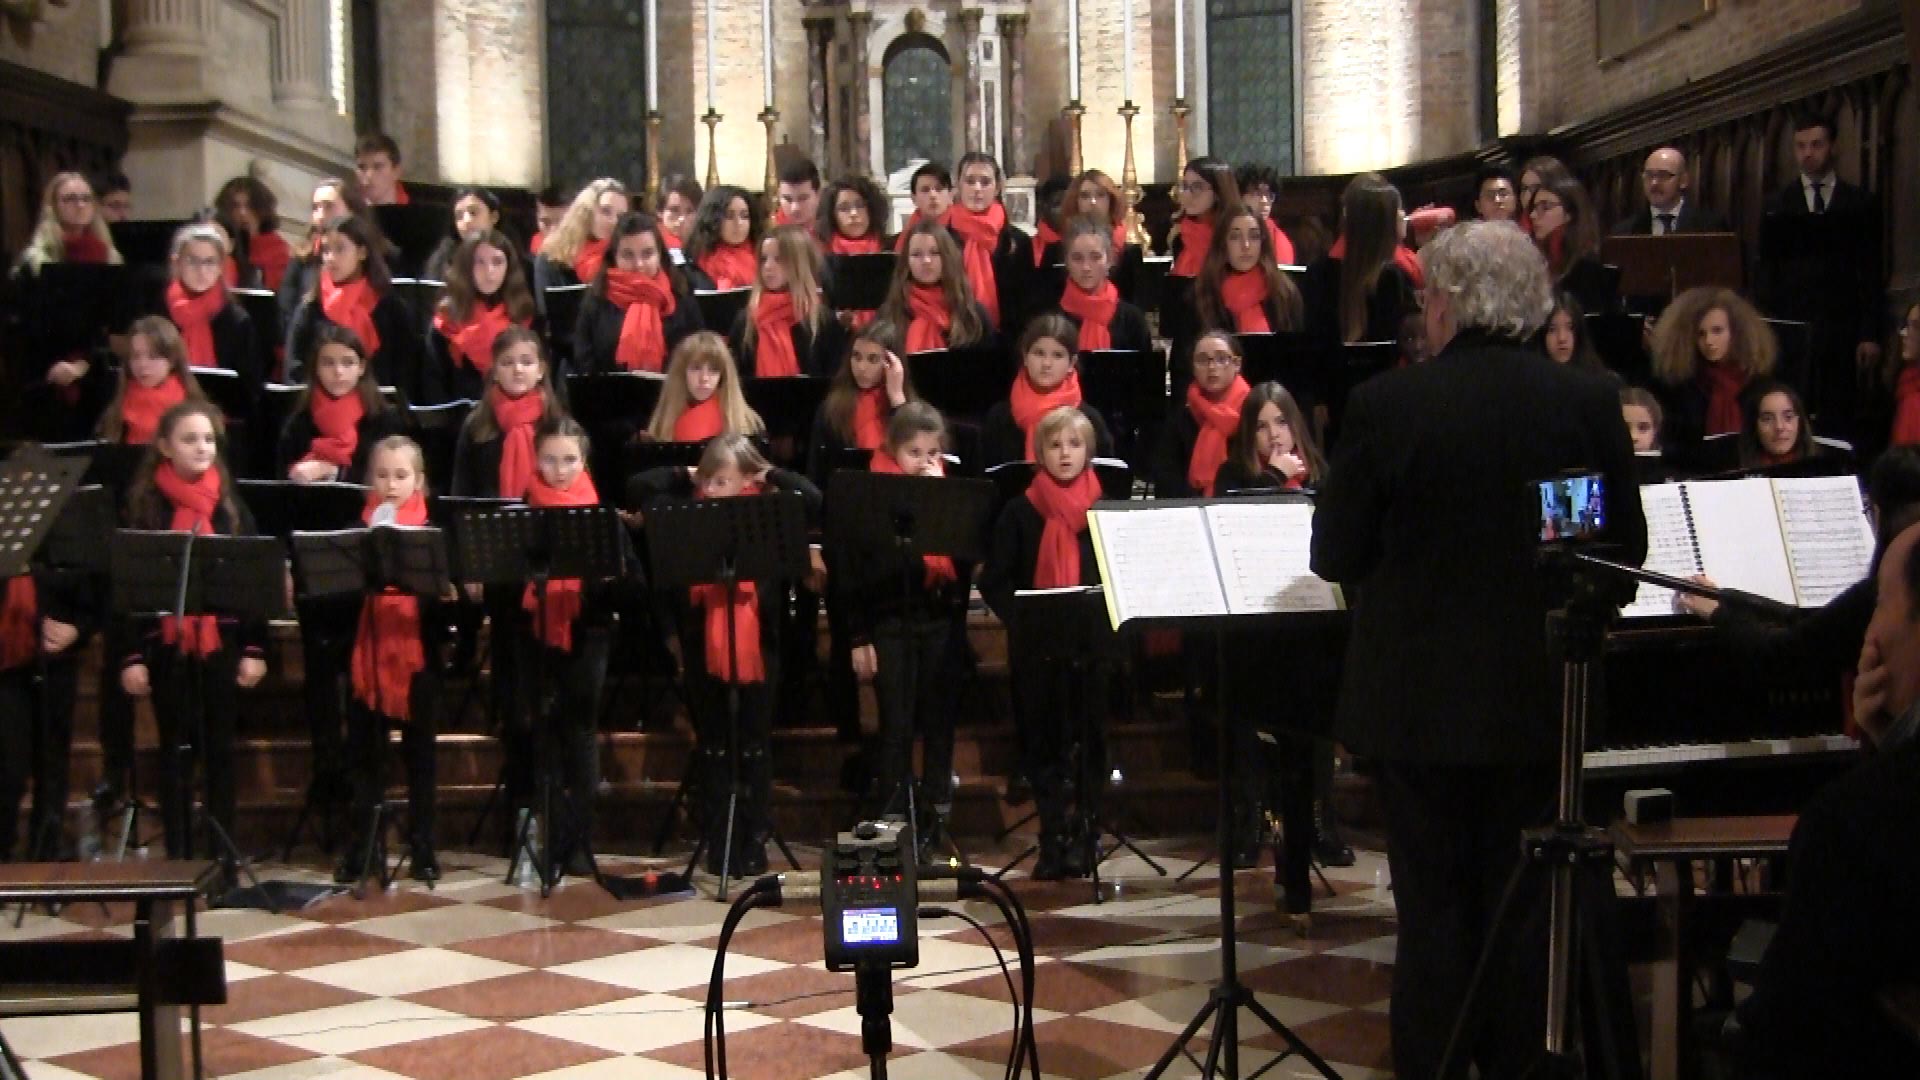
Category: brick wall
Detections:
[{"x1": 1299, "y1": 0, "x2": 1477, "y2": 173}]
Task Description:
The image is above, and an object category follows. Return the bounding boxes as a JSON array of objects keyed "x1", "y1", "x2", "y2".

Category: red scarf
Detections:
[
  {"x1": 63, "y1": 227, "x2": 108, "y2": 264},
  {"x1": 663, "y1": 228, "x2": 685, "y2": 253},
  {"x1": 752, "y1": 291, "x2": 802, "y2": 377},
  {"x1": 1265, "y1": 219, "x2": 1296, "y2": 265},
  {"x1": 1220, "y1": 269, "x2": 1273, "y2": 333},
  {"x1": 251, "y1": 231, "x2": 292, "y2": 292},
  {"x1": 521, "y1": 472, "x2": 600, "y2": 650},
  {"x1": 121, "y1": 375, "x2": 186, "y2": 445},
  {"x1": 392, "y1": 184, "x2": 412, "y2": 206},
  {"x1": 1172, "y1": 216, "x2": 1213, "y2": 277},
  {"x1": 434, "y1": 301, "x2": 518, "y2": 378},
  {"x1": 166, "y1": 281, "x2": 226, "y2": 368},
  {"x1": 690, "y1": 480, "x2": 768, "y2": 683},
  {"x1": 1697, "y1": 361, "x2": 1746, "y2": 437},
  {"x1": 852, "y1": 387, "x2": 889, "y2": 449},
  {"x1": 304, "y1": 388, "x2": 366, "y2": 470},
  {"x1": 487, "y1": 386, "x2": 543, "y2": 498},
  {"x1": 871, "y1": 450, "x2": 957, "y2": 586},
  {"x1": 320, "y1": 270, "x2": 382, "y2": 355},
  {"x1": 154, "y1": 461, "x2": 224, "y2": 656},
  {"x1": 1060, "y1": 278, "x2": 1119, "y2": 351},
  {"x1": 607, "y1": 269, "x2": 677, "y2": 372},
  {"x1": 698, "y1": 242, "x2": 758, "y2": 290},
  {"x1": 1893, "y1": 366, "x2": 1920, "y2": 446},
  {"x1": 1010, "y1": 370, "x2": 1084, "y2": 460},
  {"x1": 1026, "y1": 466, "x2": 1102, "y2": 590},
  {"x1": 530, "y1": 230, "x2": 547, "y2": 255},
  {"x1": 905, "y1": 283, "x2": 953, "y2": 354},
  {"x1": 1328, "y1": 236, "x2": 1426, "y2": 290},
  {"x1": 350, "y1": 491, "x2": 427, "y2": 719},
  {"x1": 1187, "y1": 377, "x2": 1250, "y2": 496},
  {"x1": 830, "y1": 232, "x2": 883, "y2": 256},
  {"x1": 0, "y1": 575, "x2": 36, "y2": 671},
  {"x1": 674, "y1": 396, "x2": 725, "y2": 442},
  {"x1": 573, "y1": 237, "x2": 609, "y2": 284},
  {"x1": 948, "y1": 201, "x2": 1006, "y2": 327},
  {"x1": 1031, "y1": 220, "x2": 1063, "y2": 268}
]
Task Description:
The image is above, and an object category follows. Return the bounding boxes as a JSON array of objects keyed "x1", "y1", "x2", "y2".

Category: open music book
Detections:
[
  {"x1": 1624, "y1": 475, "x2": 1875, "y2": 618},
  {"x1": 1087, "y1": 499, "x2": 1343, "y2": 629}
]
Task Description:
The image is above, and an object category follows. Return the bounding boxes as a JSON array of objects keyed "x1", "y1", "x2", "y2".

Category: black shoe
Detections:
[
  {"x1": 1032, "y1": 840, "x2": 1068, "y2": 881},
  {"x1": 410, "y1": 846, "x2": 441, "y2": 882},
  {"x1": 1313, "y1": 803, "x2": 1356, "y2": 868},
  {"x1": 564, "y1": 848, "x2": 596, "y2": 879},
  {"x1": 332, "y1": 853, "x2": 362, "y2": 885},
  {"x1": 733, "y1": 840, "x2": 769, "y2": 878}
]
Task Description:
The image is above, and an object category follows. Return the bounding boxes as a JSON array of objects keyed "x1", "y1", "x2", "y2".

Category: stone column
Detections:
[
  {"x1": 119, "y1": 0, "x2": 212, "y2": 54},
  {"x1": 805, "y1": 15, "x2": 834, "y2": 170},
  {"x1": 273, "y1": 0, "x2": 334, "y2": 112},
  {"x1": 998, "y1": 14, "x2": 1029, "y2": 176},
  {"x1": 848, "y1": 10, "x2": 874, "y2": 176},
  {"x1": 108, "y1": 0, "x2": 215, "y2": 101},
  {"x1": 959, "y1": 9, "x2": 984, "y2": 153}
]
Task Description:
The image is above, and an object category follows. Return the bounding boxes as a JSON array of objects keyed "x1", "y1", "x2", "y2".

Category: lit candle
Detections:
[
  {"x1": 761, "y1": 0, "x2": 773, "y2": 109},
  {"x1": 1067, "y1": 0, "x2": 1080, "y2": 101},
  {"x1": 1175, "y1": 0, "x2": 1185, "y2": 99},
  {"x1": 704, "y1": 0, "x2": 716, "y2": 111},
  {"x1": 645, "y1": 0, "x2": 658, "y2": 111},
  {"x1": 1122, "y1": 0, "x2": 1133, "y2": 101}
]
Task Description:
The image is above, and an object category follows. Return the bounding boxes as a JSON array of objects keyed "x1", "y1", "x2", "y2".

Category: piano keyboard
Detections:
[{"x1": 1584, "y1": 733, "x2": 1860, "y2": 773}]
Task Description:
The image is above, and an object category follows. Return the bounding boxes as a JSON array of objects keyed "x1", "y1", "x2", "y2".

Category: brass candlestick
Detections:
[
  {"x1": 1171, "y1": 98, "x2": 1191, "y2": 175},
  {"x1": 759, "y1": 106, "x2": 781, "y2": 227},
  {"x1": 646, "y1": 110, "x2": 663, "y2": 211},
  {"x1": 702, "y1": 109, "x2": 723, "y2": 190},
  {"x1": 1063, "y1": 100, "x2": 1086, "y2": 177},
  {"x1": 1118, "y1": 100, "x2": 1149, "y2": 248}
]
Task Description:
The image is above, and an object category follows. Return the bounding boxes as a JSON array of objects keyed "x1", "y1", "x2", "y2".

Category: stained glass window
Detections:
[
  {"x1": 883, "y1": 34, "x2": 953, "y2": 174},
  {"x1": 547, "y1": 0, "x2": 650, "y2": 192},
  {"x1": 1207, "y1": 0, "x2": 1293, "y2": 173}
]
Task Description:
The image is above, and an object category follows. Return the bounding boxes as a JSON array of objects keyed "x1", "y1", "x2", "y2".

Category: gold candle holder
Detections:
[
  {"x1": 1118, "y1": 101, "x2": 1149, "y2": 248},
  {"x1": 759, "y1": 106, "x2": 781, "y2": 227},
  {"x1": 646, "y1": 110, "x2": 663, "y2": 211},
  {"x1": 702, "y1": 109, "x2": 723, "y2": 190},
  {"x1": 1063, "y1": 101, "x2": 1086, "y2": 177},
  {"x1": 1171, "y1": 98, "x2": 1191, "y2": 176}
]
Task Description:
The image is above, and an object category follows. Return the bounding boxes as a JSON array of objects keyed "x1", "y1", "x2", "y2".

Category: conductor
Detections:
[{"x1": 1309, "y1": 220, "x2": 1647, "y2": 1079}]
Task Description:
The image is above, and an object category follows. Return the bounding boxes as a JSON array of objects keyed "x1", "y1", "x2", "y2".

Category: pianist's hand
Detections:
[
  {"x1": 1675, "y1": 574, "x2": 1720, "y2": 618},
  {"x1": 46, "y1": 359, "x2": 87, "y2": 387},
  {"x1": 1855, "y1": 638, "x2": 1890, "y2": 742},
  {"x1": 40, "y1": 618, "x2": 78, "y2": 656},
  {"x1": 852, "y1": 644, "x2": 877, "y2": 681},
  {"x1": 121, "y1": 663, "x2": 150, "y2": 698},
  {"x1": 236, "y1": 656, "x2": 266, "y2": 688}
]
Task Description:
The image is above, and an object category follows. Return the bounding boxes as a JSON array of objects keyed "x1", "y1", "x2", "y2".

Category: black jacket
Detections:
[
  {"x1": 423, "y1": 325, "x2": 486, "y2": 406},
  {"x1": 1301, "y1": 256, "x2": 1417, "y2": 344},
  {"x1": 979, "y1": 495, "x2": 1100, "y2": 619},
  {"x1": 806, "y1": 404, "x2": 881, "y2": 490},
  {"x1": 1757, "y1": 176, "x2": 1882, "y2": 343},
  {"x1": 572, "y1": 289, "x2": 705, "y2": 376},
  {"x1": 195, "y1": 301, "x2": 261, "y2": 389},
  {"x1": 978, "y1": 400, "x2": 1113, "y2": 471},
  {"x1": 1309, "y1": 330, "x2": 1647, "y2": 764},
  {"x1": 451, "y1": 425, "x2": 506, "y2": 499},
  {"x1": 727, "y1": 306, "x2": 849, "y2": 378},
  {"x1": 286, "y1": 291, "x2": 425, "y2": 400},
  {"x1": 275, "y1": 401, "x2": 408, "y2": 484},
  {"x1": 1611, "y1": 200, "x2": 1733, "y2": 236},
  {"x1": 1151, "y1": 403, "x2": 1207, "y2": 499}
]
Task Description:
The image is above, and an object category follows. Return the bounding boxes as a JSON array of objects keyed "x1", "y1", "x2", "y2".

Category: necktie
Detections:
[
  {"x1": 1656, "y1": 213, "x2": 1676, "y2": 235},
  {"x1": 1811, "y1": 180, "x2": 1827, "y2": 214}
]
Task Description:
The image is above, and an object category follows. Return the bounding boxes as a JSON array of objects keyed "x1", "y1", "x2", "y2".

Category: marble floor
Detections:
[{"x1": 0, "y1": 840, "x2": 1399, "y2": 1080}]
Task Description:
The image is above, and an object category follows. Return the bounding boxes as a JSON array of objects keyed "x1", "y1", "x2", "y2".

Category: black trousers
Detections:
[
  {"x1": 688, "y1": 669, "x2": 775, "y2": 866},
  {"x1": 297, "y1": 596, "x2": 358, "y2": 791},
  {"x1": 872, "y1": 613, "x2": 955, "y2": 816},
  {"x1": 148, "y1": 648, "x2": 242, "y2": 859},
  {"x1": 1376, "y1": 760, "x2": 1555, "y2": 1080},
  {"x1": 0, "y1": 654, "x2": 80, "y2": 860},
  {"x1": 345, "y1": 672, "x2": 440, "y2": 851},
  {"x1": 96, "y1": 620, "x2": 137, "y2": 793},
  {"x1": 511, "y1": 622, "x2": 606, "y2": 858},
  {"x1": 1008, "y1": 656, "x2": 1110, "y2": 837}
]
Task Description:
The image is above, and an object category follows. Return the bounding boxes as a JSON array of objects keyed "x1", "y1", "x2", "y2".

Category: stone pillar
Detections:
[
  {"x1": 120, "y1": 0, "x2": 213, "y2": 53},
  {"x1": 109, "y1": 0, "x2": 215, "y2": 100},
  {"x1": 998, "y1": 14, "x2": 1029, "y2": 176},
  {"x1": 805, "y1": 15, "x2": 834, "y2": 170},
  {"x1": 272, "y1": 0, "x2": 333, "y2": 112},
  {"x1": 848, "y1": 10, "x2": 874, "y2": 176},
  {"x1": 959, "y1": 9, "x2": 984, "y2": 153}
]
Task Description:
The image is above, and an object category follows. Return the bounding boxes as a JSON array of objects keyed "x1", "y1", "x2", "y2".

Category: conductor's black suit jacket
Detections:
[{"x1": 1309, "y1": 329, "x2": 1648, "y2": 765}]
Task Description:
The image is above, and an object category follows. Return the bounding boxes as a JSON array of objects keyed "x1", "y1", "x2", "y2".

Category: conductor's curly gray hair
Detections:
[{"x1": 1418, "y1": 220, "x2": 1554, "y2": 341}]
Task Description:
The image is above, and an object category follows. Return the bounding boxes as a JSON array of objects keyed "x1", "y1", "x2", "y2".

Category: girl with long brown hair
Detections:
[{"x1": 874, "y1": 221, "x2": 991, "y2": 353}]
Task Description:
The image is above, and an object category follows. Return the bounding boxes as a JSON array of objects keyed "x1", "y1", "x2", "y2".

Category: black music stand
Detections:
[
  {"x1": 904, "y1": 345, "x2": 1022, "y2": 422},
  {"x1": 825, "y1": 470, "x2": 996, "y2": 864},
  {"x1": 694, "y1": 288, "x2": 752, "y2": 333},
  {"x1": 231, "y1": 288, "x2": 283, "y2": 382},
  {"x1": 19, "y1": 264, "x2": 136, "y2": 354},
  {"x1": 109, "y1": 530, "x2": 301, "y2": 912},
  {"x1": 450, "y1": 504, "x2": 640, "y2": 898},
  {"x1": 1234, "y1": 332, "x2": 1324, "y2": 403},
  {"x1": 824, "y1": 254, "x2": 896, "y2": 311},
  {"x1": 646, "y1": 494, "x2": 810, "y2": 900},
  {"x1": 291, "y1": 523, "x2": 449, "y2": 893},
  {"x1": 543, "y1": 284, "x2": 588, "y2": 366},
  {"x1": 41, "y1": 440, "x2": 146, "y2": 496},
  {"x1": 373, "y1": 205, "x2": 445, "y2": 278},
  {"x1": 1079, "y1": 349, "x2": 1167, "y2": 470},
  {"x1": 237, "y1": 480, "x2": 368, "y2": 540},
  {"x1": 407, "y1": 400, "x2": 476, "y2": 488},
  {"x1": 391, "y1": 278, "x2": 445, "y2": 333},
  {"x1": 744, "y1": 376, "x2": 831, "y2": 448},
  {"x1": 109, "y1": 220, "x2": 192, "y2": 267}
]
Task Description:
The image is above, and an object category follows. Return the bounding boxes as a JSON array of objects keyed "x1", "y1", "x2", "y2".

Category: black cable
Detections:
[
  {"x1": 706, "y1": 875, "x2": 781, "y2": 1080},
  {"x1": 965, "y1": 874, "x2": 1040, "y2": 1080},
  {"x1": 921, "y1": 905, "x2": 1021, "y2": 1080}
]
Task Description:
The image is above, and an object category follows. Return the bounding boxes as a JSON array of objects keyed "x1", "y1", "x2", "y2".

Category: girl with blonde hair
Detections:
[{"x1": 646, "y1": 332, "x2": 765, "y2": 442}]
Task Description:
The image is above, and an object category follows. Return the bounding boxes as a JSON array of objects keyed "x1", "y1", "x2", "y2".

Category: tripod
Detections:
[
  {"x1": 646, "y1": 493, "x2": 810, "y2": 901},
  {"x1": 1437, "y1": 559, "x2": 1645, "y2": 1080}
]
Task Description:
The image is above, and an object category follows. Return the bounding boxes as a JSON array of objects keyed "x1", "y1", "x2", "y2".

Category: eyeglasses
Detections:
[
  {"x1": 1180, "y1": 182, "x2": 1212, "y2": 195},
  {"x1": 57, "y1": 193, "x2": 94, "y2": 205},
  {"x1": 1529, "y1": 199, "x2": 1564, "y2": 216},
  {"x1": 1641, "y1": 170, "x2": 1679, "y2": 183},
  {"x1": 178, "y1": 256, "x2": 222, "y2": 271},
  {"x1": 1193, "y1": 353, "x2": 1239, "y2": 369}
]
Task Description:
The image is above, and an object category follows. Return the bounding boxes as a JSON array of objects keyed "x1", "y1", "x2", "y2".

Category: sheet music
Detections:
[
  {"x1": 1771, "y1": 475, "x2": 1875, "y2": 607},
  {"x1": 1201, "y1": 501, "x2": 1341, "y2": 614},
  {"x1": 1089, "y1": 507, "x2": 1228, "y2": 626},
  {"x1": 1623, "y1": 484, "x2": 1702, "y2": 618},
  {"x1": 1686, "y1": 478, "x2": 1797, "y2": 607}
]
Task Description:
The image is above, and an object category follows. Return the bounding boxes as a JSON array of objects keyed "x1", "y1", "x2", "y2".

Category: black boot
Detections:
[
  {"x1": 1312, "y1": 800, "x2": 1355, "y2": 868},
  {"x1": 1032, "y1": 774, "x2": 1071, "y2": 881}
]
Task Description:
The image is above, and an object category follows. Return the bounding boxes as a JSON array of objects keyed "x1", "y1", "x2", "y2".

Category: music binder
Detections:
[
  {"x1": 694, "y1": 287, "x2": 752, "y2": 335},
  {"x1": 1623, "y1": 474, "x2": 1875, "y2": 617},
  {"x1": 823, "y1": 253, "x2": 896, "y2": 311},
  {"x1": 1088, "y1": 496, "x2": 1343, "y2": 629}
]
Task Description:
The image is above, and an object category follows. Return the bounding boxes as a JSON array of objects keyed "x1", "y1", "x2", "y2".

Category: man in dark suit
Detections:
[
  {"x1": 1735, "y1": 519, "x2": 1920, "y2": 1078},
  {"x1": 1311, "y1": 220, "x2": 1648, "y2": 1080},
  {"x1": 1612, "y1": 146, "x2": 1733, "y2": 235},
  {"x1": 1756, "y1": 112, "x2": 1884, "y2": 448}
]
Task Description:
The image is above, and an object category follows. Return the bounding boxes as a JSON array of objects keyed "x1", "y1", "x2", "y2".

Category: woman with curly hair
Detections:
[{"x1": 1650, "y1": 285, "x2": 1778, "y2": 449}]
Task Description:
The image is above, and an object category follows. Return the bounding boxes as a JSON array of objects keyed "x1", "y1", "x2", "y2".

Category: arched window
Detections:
[
  {"x1": 1207, "y1": 0, "x2": 1294, "y2": 171},
  {"x1": 883, "y1": 33, "x2": 952, "y2": 175}
]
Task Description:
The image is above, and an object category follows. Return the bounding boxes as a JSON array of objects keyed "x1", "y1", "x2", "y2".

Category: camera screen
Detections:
[
  {"x1": 840, "y1": 908, "x2": 901, "y2": 946},
  {"x1": 1537, "y1": 473, "x2": 1606, "y2": 544}
]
